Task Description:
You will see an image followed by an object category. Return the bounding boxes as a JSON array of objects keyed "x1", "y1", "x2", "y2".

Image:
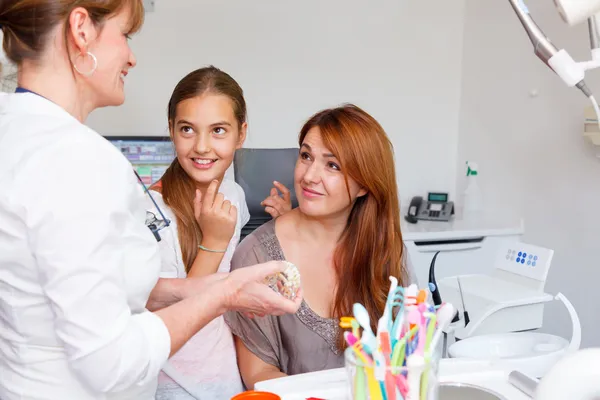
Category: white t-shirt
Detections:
[{"x1": 147, "y1": 179, "x2": 250, "y2": 400}]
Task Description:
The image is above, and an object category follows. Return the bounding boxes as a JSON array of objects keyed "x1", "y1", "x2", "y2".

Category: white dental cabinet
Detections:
[
  {"x1": 402, "y1": 210, "x2": 525, "y2": 288},
  {"x1": 402, "y1": 211, "x2": 563, "y2": 341}
]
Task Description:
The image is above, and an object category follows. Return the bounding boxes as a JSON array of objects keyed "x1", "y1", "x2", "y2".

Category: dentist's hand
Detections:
[
  {"x1": 221, "y1": 261, "x2": 303, "y2": 317},
  {"x1": 261, "y1": 181, "x2": 292, "y2": 219},
  {"x1": 195, "y1": 179, "x2": 237, "y2": 250}
]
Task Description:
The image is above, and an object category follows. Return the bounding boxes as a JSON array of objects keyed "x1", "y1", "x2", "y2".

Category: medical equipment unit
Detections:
[
  {"x1": 433, "y1": 242, "x2": 554, "y2": 340},
  {"x1": 507, "y1": 0, "x2": 600, "y2": 128},
  {"x1": 430, "y1": 242, "x2": 581, "y2": 379},
  {"x1": 401, "y1": 213, "x2": 578, "y2": 379},
  {"x1": 504, "y1": 1, "x2": 600, "y2": 398}
]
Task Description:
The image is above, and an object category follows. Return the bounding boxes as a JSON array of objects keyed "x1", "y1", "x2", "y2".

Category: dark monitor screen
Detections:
[{"x1": 105, "y1": 136, "x2": 175, "y2": 185}]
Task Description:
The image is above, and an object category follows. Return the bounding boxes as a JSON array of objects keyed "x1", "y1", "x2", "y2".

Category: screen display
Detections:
[
  {"x1": 428, "y1": 192, "x2": 448, "y2": 203},
  {"x1": 106, "y1": 137, "x2": 175, "y2": 185},
  {"x1": 429, "y1": 203, "x2": 443, "y2": 211}
]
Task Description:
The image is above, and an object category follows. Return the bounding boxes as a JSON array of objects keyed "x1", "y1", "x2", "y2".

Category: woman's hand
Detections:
[
  {"x1": 195, "y1": 179, "x2": 237, "y2": 251},
  {"x1": 261, "y1": 181, "x2": 292, "y2": 218},
  {"x1": 155, "y1": 262, "x2": 301, "y2": 356},
  {"x1": 221, "y1": 261, "x2": 302, "y2": 316}
]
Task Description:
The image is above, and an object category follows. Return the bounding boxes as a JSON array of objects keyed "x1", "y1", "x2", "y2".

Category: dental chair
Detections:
[{"x1": 233, "y1": 148, "x2": 299, "y2": 241}]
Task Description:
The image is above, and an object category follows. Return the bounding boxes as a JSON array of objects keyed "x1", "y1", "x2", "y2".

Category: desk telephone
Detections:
[{"x1": 405, "y1": 192, "x2": 454, "y2": 223}]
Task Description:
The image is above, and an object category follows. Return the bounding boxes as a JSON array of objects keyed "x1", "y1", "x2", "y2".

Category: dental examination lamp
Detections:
[{"x1": 508, "y1": 0, "x2": 600, "y2": 123}]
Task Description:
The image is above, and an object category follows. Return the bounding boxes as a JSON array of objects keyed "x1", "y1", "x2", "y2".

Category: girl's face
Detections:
[{"x1": 171, "y1": 93, "x2": 246, "y2": 187}]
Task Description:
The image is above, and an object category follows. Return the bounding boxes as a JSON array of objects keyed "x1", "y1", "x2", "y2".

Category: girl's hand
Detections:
[
  {"x1": 195, "y1": 180, "x2": 237, "y2": 251},
  {"x1": 261, "y1": 181, "x2": 292, "y2": 218}
]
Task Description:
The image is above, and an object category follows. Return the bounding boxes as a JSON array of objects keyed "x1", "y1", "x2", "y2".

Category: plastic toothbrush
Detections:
[
  {"x1": 426, "y1": 303, "x2": 456, "y2": 358},
  {"x1": 419, "y1": 312, "x2": 438, "y2": 400},
  {"x1": 340, "y1": 317, "x2": 361, "y2": 340},
  {"x1": 423, "y1": 312, "x2": 437, "y2": 354},
  {"x1": 395, "y1": 373, "x2": 409, "y2": 399},
  {"x1": 345, "y1": 332, "x2": 382, "y2": 400},
  {"x1": 405, "y1": 301, "x2": 428, "y2": 400},
  {"x1": 352, "y1": 319, "x2": 361, "y2": 340},
  {"x1": 406, "y1": 353, "x2": 425, "y2": 400},
  {"x1": 405, "y1": 301, "x2": 422, "y2": 358},
  {"x1": 390, "y1": 291, "x2": 405, "y2": 348},
  {"x1": 344, "y1": 332, "x2": 367, "y2": 400},
  {"x1": 386, "y1": 277, "x2": 398, "y2": 331},
  {"x1": 374, "y1": 351, "x2": 389, "y2": 400},
  {"x1": 375, "y1": 281, "x2": 397, "y2": 400},
  {"x1": 377, "y1": 314, "x2": 396, "y2": 400},
  {"x1": 353, "y1": 303, "x2": 377, "y2": 354},
  {"x1": 391, "y1": 285, "x2": 417, "y2": 345},
  {"x1": 404, "y1": 285, "x2": 419, "y2": 334},
  {"x1": 378, "y1": 279, "x2": 395, "y2": 354},
  {"x1": 415, "y1": 303, "x2": 430, "y2": 355},
  {"x1": 391, "y1": 325, "x2": 418, "y2": 368}
]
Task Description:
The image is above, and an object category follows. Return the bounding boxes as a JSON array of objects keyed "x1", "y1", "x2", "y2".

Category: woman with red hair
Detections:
[{"x1": 225, "y1": 104, "x2": 417, "y2": 389}]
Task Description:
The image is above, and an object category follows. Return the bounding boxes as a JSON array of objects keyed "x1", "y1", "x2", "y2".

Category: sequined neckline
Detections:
[{"x1": 260, "y1": 225, "x2": 341, "y2": 355}]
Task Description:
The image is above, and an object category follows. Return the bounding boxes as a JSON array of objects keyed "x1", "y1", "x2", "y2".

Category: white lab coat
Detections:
[{"x1": 0, "y1": 92, "x2": 171, "y2": 399}]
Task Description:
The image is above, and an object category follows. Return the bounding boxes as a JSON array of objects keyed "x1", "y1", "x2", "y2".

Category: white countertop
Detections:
[
  {"x1": 401, "y1": 209, "x2": 524, "y2": 242},
  {"x1": 255, "y1": 359, "x2": 532, "y2": 400}
]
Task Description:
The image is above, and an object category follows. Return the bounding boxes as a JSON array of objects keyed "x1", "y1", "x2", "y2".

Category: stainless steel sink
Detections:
[{"x1": 438, "y1": 382, "x2": 509, "y2": 400}]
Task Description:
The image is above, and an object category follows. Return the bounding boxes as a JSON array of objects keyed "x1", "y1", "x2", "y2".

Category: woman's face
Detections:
[
  {"x1": 79, "y1": 8, "x2": 137, "y2": 108},
  {"x1": 294, "y1": 127, "x2": 366, "y2": 219}
]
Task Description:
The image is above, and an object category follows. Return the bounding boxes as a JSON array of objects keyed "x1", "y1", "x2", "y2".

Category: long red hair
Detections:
[{"x1": 298, "y1": 104, "x2": 408, "y2": 348}]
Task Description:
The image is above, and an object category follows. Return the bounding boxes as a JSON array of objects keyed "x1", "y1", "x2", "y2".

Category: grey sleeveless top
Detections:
[{"x1": 223, "y1": 219, "x2": 417, "y2": 376}]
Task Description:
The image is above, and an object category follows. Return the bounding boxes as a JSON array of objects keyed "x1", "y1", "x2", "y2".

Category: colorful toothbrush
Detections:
[
  {"x1": 354, "y1": 303, "x2": 377, "y2": 354},
  {"x1": 345, "y1": 332, "x2": 367, "y2": 400},
  {"x1": 406, "y1": 354, "x2": 425, "y2": 400},
  {"x1": 343, "y1": 280, "x2": 454, "y2": 400}
]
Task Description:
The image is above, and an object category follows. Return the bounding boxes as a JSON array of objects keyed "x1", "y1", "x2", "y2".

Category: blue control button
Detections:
[
  {"x1": 532, "y1": 262, "x2": 537, "y2": 267},
  {"x1": 516, "y1": 257, "x2": 521, "y2": 263},
  {"x1": 534, "y1": 255, "x2": 538, "y2": 260},
  {"x1": 428, "y1": 282, "x2": 437, "y2": 292},
  {"x1": 521, "y1": 259, "x2": 525, "y2": 264},
  {"x1": 522, "y1": 252, "x2": 527, "y2": 258},
  {"x1": 518, "y1": 252, "x2": 522, "y2": 257},
  {"x1": 527, "y1": 261, "x2": 531, "y2": 265},
  {"x1": 528, "y1": 254, "x2": 533, "y2": 259}
]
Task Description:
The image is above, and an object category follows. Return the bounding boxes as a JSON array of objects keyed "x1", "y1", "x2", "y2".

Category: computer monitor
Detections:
[{"x1": 104, "y1": 136, "x2": 175, "y2": 185}]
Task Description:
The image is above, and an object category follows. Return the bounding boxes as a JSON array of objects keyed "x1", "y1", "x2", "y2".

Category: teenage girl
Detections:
[{"x1": 148, "y1": 66, "x2": 250, "y2": 399}]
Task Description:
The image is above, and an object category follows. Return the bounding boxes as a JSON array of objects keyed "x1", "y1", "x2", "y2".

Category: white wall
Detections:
[
  {"x1": 86, "y1": 0, "x2": 466, "y2": 205},
  {"x1": 458, "y1": 0, "x2": 600, "y2": 347},
  {"x1": 5, "y1": 0, "x2": 596, "y2": 348}
]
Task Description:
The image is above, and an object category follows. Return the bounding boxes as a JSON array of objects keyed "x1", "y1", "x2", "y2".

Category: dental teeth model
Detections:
[{"x1": 264, "y1": 261, "x2": 301, "y2": 301}]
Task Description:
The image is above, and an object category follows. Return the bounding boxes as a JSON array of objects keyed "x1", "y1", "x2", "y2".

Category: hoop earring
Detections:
[{"x1": 73, "y1": 51, "x2": 98, "y2": 77}]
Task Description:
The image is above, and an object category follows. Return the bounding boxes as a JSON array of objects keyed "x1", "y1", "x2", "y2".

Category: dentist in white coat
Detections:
[{"x1": 0, "y1": 1, "x2": 301, "y2": 399}]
